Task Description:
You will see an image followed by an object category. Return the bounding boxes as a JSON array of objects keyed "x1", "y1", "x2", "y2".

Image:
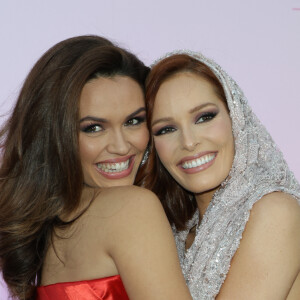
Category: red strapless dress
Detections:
[{"x1": 36, "y1": 275, "x2": 129, "y2": 300}]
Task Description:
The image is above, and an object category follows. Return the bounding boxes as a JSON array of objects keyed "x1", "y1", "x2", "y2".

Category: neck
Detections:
[{"x1": 195, "y1": 187, "x2": 217, "y2": 218}]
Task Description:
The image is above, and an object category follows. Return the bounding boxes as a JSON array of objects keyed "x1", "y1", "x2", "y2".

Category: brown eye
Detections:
[
  {"x1": 125, "y1": 116, "x2": 145, "y2": 127},
  {"x1": 81, "y1": 124, "x2": 103, "y2": 133}
]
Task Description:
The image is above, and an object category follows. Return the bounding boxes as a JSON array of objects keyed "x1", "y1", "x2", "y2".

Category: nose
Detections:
[
  {"x1": 181, "y1": 127, "x2": 199, "y2": 151},
  {"x1": 107, "y1": 129, "x2": 130, "y2": 155}
]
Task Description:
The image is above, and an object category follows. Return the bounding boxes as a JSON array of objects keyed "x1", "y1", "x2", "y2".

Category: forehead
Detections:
[
  {"x1": 153, "y1": 72, "x2": 223, "y2": 115},
  {"x1": 79, "y1": 76, "x2": 144, "y2": 116}
]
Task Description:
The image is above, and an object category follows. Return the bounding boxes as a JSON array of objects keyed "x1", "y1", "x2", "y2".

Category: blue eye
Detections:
[
  {"x1": 195, "y1": 112, "x2": 217, "y2": 124},
  {"x1": 81, "y1": 124, "x2": 103, "y2": 133},
  {"x1": 125, "y1": 116, "x2": 145, "y2": 127},
  {"x1": 153, "y1": 126, "x2": 176, "y2": 136}
]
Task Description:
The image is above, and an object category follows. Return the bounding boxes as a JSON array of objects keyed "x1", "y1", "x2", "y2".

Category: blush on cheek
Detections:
[
  {"x1": 79, "y1": 141, "x2": 93, "y2": 156},
  {"x1": 207, "y1": 118, "x2": 232, "y2": 141},
  {"x1": 137, "y1": 129, "x2": 149, "y2": 150},
  {"x1": 128, "y1": 130, "x2": 149, "y2": 155},
  {"x1": 153, "y1": 139, "x2": 169, "y2": 162}
]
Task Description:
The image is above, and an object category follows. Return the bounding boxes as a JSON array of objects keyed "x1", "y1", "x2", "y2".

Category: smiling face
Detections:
[
  {"x1": 79, "y1": 75, "x2": 149, "y2": 188},
  {"x1": 151, "y1": 72, "x2": 234, "y2": 202}
]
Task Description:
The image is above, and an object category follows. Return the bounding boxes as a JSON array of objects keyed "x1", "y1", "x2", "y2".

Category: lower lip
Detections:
[
  {"x1": 95, "y1": 156, "x2": 135, "y2": 180},
  {"x1": 178, "y1": 153, "x2": 217, "y2": 174}
]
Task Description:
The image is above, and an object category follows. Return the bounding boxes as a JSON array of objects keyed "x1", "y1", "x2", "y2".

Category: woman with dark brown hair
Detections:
[
  {"x1": 0, "y1": 37, "x2": 193, "y2": 300},
  {"x1": 144, "y1": 51, "x2": 300, "y2": 299}
]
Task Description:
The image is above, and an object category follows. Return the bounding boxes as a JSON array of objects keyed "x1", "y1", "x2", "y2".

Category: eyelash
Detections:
[
  {"x1": 124, "y1": 116, "x2": 146, "y2": 127},
  {"x1": 81, "y1": 124, "x2": 103, "y2": 133},
  {"x1": 80, "y1": 116, "x2": 146, "y2": 133},
  {"x1": 153, "y1": 111, "x2": 218, "y2": 136},
  {"x1": 153, "y1": 126, "x2": 176, "y2": 136},
  {"x1": 195, "y1": 111, "x2": 217, "y2": 124}
]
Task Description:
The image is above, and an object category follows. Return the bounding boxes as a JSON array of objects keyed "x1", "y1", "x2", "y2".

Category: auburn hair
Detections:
[
  {"x1": 0, "y1": 35, "x2": 149, "y2": 300},
  {"x1": 138, "y1": 54, "x2": 226, "y2": 230}
]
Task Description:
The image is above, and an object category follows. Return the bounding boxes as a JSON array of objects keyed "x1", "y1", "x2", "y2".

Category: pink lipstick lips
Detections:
[
  {"x1": 95, "y1": 155, "x2": 136, "y2": 179},
  {"x1": 177, "y1": 151, "x2": 217, "y2": 174}
]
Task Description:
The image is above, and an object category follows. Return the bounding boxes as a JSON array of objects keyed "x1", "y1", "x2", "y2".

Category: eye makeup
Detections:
[
  {"x1": 153, "y1": 125, "x2": 176, "y2": 136},
  {"x1": 152, "y1": 107, "x2": 219, "y2": 137},
  {"x1": 124, "y1": 115, "x2": 146, "y2": 127},
  {"x1": 195, "y1": 110, "x2": 218, "y2": 124},
  {"x1": 79, "y1": 112, "x2": 147, "y2": 134},
  {"x1": 80, "y1": 122, "x2": 104, "y2": 133}
]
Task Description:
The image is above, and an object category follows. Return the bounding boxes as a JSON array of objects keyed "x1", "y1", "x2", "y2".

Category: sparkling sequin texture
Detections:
[{"x1": 153, "y1": 51, "x2": 300, "y2": 299}]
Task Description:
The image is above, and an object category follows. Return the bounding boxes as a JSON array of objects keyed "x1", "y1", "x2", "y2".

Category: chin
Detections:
[
  {"x1": 181, "y1": 177, "x2": 223, "y2": 195},
  {"x1": 102, "y1": 176, "x2": 136, "y2": 188}
]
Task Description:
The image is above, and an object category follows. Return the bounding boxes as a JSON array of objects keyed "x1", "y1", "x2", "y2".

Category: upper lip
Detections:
[
  {"x1": 97, "y1": 154, "x2": 134, "y2": 164},
  {"x1": 177, "y1": 151, "x2": 217, "y2": 166}
]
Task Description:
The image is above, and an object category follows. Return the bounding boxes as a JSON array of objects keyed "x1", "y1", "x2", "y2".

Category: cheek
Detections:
[
  {"x1": 206, "y1": 117, "x2": 233, "y2": 146},
  {"x1": 207, "y1": 117, "x2": 234, "y2": 166},
  {"x1": 220, "y1": 119, "x2": 234, "y2": 156},
  {"x1": 131, "y1": 127, "x2": 149, "y2": 151},
  {"x1": 154, "y1": 137, "x2": 175, "y2": 165},
  {"x1": 79, "y1": 135, "x2": 101, "y2": 163}
]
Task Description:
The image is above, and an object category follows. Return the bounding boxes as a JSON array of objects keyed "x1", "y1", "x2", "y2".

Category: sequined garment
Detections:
[{"x1": 153, "y1": 51, "x2": 300, "y2": 299}]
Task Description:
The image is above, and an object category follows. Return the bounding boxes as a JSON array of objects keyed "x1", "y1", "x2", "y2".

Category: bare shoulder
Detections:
[
  {"x1": 85, "y1": 185, "x2": 168, "y2": 240},
  {"x1": 96, "y1": 186, "x2": 192, "y2": 299},
  {"x1": 246, "y1": 191, "x2": 300, "y2": 260},
  {"x1": 217, "y1": 192, "x2": 300, "y2": 299},
  {"x1": 249, "y1": 192, "x2": 300, "y2": 231},
  {"x1": 89, "y1": 185, "x2": 164, "y2": 218},
  {"x1": 244, "y1": 191, "x2": 300, "y2": 264},
  {"x1": 86, "y1": 186, "x2": 193, "y2": 299},
  {"x1": 100, "y1": 185, "x2": 161, "y2": 203},
  {"x1": 253, "y1": 191, "x2": 299, "y2": 210}
]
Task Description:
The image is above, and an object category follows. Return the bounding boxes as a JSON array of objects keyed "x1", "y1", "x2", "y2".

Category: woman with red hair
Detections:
[{"x1": 143, "y1": 51, "x2": 300, "y2": 299}]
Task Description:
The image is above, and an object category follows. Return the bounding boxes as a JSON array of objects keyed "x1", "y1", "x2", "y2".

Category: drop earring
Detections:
[{"x1": 141, "y1": 146, "x2": 149, "y2": 166}]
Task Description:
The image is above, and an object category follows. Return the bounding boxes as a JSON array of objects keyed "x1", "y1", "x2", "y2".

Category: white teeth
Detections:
[
  {"x1": 182, "y1": 154, "x2": 216, "y2": 169},
  {"x1": 97, "y1": 159, "x2": 130, "y2": 173}
]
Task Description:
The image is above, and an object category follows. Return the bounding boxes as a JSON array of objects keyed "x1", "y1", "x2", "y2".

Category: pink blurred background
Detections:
[{"x1": 1, "y1": 0, "x2": 299, "y2": 298}]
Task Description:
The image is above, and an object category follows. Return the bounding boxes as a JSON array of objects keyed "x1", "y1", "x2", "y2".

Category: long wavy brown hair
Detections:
[
  {"x1": 0, "y1": 35, "x2": 149, "y2": 300},
  {"x1": 139, "y1": 54, "x2": 227, "y2": 230}
]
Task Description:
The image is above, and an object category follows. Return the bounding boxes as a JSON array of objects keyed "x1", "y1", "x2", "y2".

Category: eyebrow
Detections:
[
  {"x1": 188, "y1": 102, "x2": 215, "y2": 114},
  {"x1": 79, "y1": 107, "x2": 146, "y2": 123},
  {"x1": 151, "y1": 102, "x2": 216, "y2": 127},
  {"x1": 126, "y1": 107, "x2": 146, "y2": 120}
]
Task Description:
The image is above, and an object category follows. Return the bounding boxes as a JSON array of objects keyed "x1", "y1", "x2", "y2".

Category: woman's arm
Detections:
[
  {"x1": 102, "y1": 186, "x2": 193, "y2": 300},
  {"x1": 217, "y1": 192, "x2": 300, "y2": 300}
]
